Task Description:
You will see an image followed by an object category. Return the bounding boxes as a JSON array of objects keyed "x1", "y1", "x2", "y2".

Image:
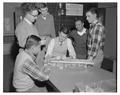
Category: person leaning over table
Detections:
[
  {"x1": 86, "y1": 8, "x2": 105, "y2": 68},
  {"x1": 13, "y1": 35, "x2": 50, "y2": 92},
  {"x1": 15, "y1": 3, "x2": 45, "y2": 67},
  {"x1": 45, "y1": 26, "x2": 76, "y2": 60},
  {"x1": 69, "y1": 19, "x2": 88, "y2": 59}
]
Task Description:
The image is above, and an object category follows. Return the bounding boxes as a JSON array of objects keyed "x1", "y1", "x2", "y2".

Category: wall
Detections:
[
  {"x1": 4, "y1": 3, "x2": 21, "y2": 55},
  {"x1": 104, "y1": 7, "x2": 117, "y2": 59},
  {"x1": 98, "y1": 3, "x2": 117, "y2": 59},
  {"x1": 4, "y1": 3, "x2": 21, "y2": 36}
]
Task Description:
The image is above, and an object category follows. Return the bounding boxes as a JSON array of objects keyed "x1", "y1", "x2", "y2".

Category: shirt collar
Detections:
[
  {"x1": 92, "y1": 20, "x2": 98, "y2": 24},
  {"x1": 77, "y1": 28, "x2": 86, "y2": 36},
  {"x1": 90, "y1": 20, "x2": 98, "y2": 27},
  {"x1": 42, "y1": 16, "x2": 47, "y2": 20},
  {"x1": 41, "y1": 13, "x2": 49, "y2": 20},
  {"x1": 24, "y1": 18, "x2": 32, "y2": 25}
]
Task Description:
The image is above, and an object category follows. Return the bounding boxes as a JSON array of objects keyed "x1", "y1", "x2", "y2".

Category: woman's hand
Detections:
[
  {"x1": 61, "y1": 55, "x2": 67, "y2": 60},
  {"x1": 69, "y1": 55, "x2": 76, "y2": 59},
  {"x1": 55, "y1": 56, "x2": 62, "y2": 60}
]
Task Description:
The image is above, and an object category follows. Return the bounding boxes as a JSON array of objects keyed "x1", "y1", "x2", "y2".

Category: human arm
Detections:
[
  {"x1": 67, "y1": 38, "x2": 76, "y2": 59},
  {"x1": 68, "y1": 30, "x2": 76, "y2": 43},
  {"x1": 45, "y1": 39, "x2": 55, "y2": 58},
  {"x1": 15, "y1": 25, "x2": 27, "y2": 47},
  {"x1": 22, "y1": 59, "x2": 49, "y2": 81},
  {"x1": 50, "y1": 15, "x2": 56, "y2": 38}
]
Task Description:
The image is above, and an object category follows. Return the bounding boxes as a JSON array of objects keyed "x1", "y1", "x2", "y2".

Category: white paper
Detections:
[{"x1": 66, "y1": 3, "x2": 83, "y2": 16}]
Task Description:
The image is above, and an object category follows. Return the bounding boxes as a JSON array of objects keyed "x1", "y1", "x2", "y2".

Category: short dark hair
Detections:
[
  {"x1": 20, "y1": 3, "x2": 37, "y2": 17},
  {"x1": 25, "y1": 35, "x2": 41, "y2": 49},
  {"x1": 59, "y1": 26, "x2": 69, "y2": 34},
  {"x1": 35, "y1": 3, "x2": 47, "y2": 9},
  {"x1": 75, "y1": 18, "x2": 84, "y2": 24},
  {"x1": 87, "y1": 7, "x2": 99, "y2": 18}
]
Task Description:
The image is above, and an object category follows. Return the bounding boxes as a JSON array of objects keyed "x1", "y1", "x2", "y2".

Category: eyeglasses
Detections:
[
  {"x1": 39, "y1": 7, "x2": 48, "y2": 12},
  {"x1": 29, "y1": 13, "x2": 38, "y2": 18}
]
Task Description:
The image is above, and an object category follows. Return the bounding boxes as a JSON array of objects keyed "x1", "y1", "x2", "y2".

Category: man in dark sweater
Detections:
[{"x1": 69, "y1": 19, "x2": 88, "y2": 59}]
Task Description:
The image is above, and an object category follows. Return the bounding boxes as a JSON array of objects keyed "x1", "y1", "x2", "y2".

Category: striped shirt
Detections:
[
  {"x1": 13, "y1": 51, "x2": 48, "y2": 91},
  {"x1": 22, "y1": 59, "x2": 49, "y2": 81},
  {"x1": 87, "y1": 20, "x2": 105, "y2": 60}
]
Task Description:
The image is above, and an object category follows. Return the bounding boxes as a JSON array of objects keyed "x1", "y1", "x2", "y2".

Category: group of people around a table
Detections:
[{"x1": 12, "y1": 3, "x2": 105, "y2": 92}]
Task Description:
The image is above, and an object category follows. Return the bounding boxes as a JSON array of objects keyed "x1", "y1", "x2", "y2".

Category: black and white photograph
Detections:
[{"x1": 2, "y1": 0, "x2": 118, "y2": 94}]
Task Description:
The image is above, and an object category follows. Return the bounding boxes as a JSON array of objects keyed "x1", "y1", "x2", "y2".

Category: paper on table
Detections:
[{"x1": 50, "y1": 58, "x2": 94, "y2": 65}]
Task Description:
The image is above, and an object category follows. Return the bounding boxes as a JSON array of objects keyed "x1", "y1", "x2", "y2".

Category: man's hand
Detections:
[
  {"x1": 39, "y1": 72, "x2": 49, "y2": 81},
  {"x1": 41, "y1": 65, "x2": 52, "y2": 77}
]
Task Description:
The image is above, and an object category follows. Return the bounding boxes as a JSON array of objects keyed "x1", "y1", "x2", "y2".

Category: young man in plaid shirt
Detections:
[{"x1": 86, "y1": 8, "x2": 105, "y2": 68}]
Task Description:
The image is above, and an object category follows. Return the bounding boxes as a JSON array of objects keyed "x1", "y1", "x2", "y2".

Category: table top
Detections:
[
  {"x1": 49, "y1": 65, "x2": 116, "y2": 92},
  {"x1": 49, "y1": 58, "x2": 94, "y2": 65}
]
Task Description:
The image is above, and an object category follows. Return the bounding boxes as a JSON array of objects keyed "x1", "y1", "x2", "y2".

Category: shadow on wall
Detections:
[
  {"x1": 10, "y1": 36, "x2": 19, "y2": 62},
  {"x1": 5, "y1": 37, "x2": 19, "y2": 92}
]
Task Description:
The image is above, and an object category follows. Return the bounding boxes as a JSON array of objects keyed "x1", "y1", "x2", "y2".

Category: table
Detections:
[{"x1": 49, "y1": 65, "x2": 116, "y2": 92}]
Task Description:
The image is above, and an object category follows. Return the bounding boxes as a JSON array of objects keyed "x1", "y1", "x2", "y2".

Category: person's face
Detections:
[
  {"x1": 75, "y1": 20, "x2": 84, "y2": 31},
  {"x1": 86, "y1": 11, "x2": 97, "y2": 24},
  {"x1": 28, "y1": 10, "x2": 38, "y2": 23},
  {"x1": 40, "y1": 7, "x2": 48, "y2": 17},
  {"x1": 59, "y1": 32, "x2": 67, "y2": 41}
]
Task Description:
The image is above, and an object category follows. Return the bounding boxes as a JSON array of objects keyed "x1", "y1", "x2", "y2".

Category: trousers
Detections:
[
  {"x1": 26, "y1": 84, "x2": 47, "y2": 92},
  {"x1": 93, "y1": 49, "x2": 104, "y2": 68}
]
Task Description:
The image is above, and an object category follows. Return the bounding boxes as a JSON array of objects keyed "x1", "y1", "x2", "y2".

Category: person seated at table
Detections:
[
  {"x1": 45, "y1": 26, "x2": 76, "y2": 60},
  {"x1": 13, "y1": 35, "x2": 50, "y2": 92}
]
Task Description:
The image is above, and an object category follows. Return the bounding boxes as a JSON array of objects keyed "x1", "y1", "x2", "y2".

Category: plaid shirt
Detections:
[
  {"x1": 87, "y1": 20, "x2": 105, "y2": 59},
  {"x1": 22, "y1": 59, "x2": 48, "y2": 81}
]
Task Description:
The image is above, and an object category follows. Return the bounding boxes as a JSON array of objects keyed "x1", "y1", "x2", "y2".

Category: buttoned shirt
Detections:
[
  {"x1": 87, "y1": 20, "x2": 105, "y2": 60},
  {"x1": 13, "y1": 50, "x2": 48, "y2": 91}
]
